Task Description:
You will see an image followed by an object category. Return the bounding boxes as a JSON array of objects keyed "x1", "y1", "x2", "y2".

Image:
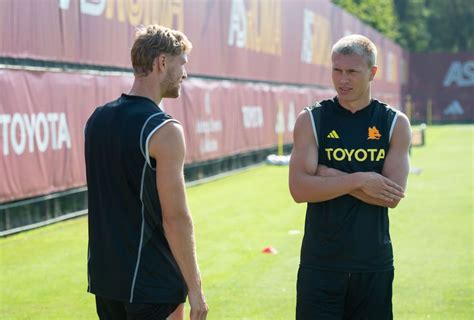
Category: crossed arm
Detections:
[
  {"x1": 149, "y1": 122, "x2": 208, "y2": 320},
  {"x1": 289, "y1": 110, "x2": 411, "y2": 208}
]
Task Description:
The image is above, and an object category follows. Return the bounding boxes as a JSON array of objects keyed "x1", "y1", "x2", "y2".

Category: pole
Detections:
[
  {"x1": 406, "y1": 95, "x2": 412, "y2": 123},
  {"x1": 277, "y1": 102, "x2": 284, "y2": 156},
  {"x1": 427, "y1": 98, "x2": 432, "y2": 126}
]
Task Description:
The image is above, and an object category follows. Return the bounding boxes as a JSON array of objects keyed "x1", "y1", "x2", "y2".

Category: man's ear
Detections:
[
  {"x1": 154, "y1": 54, "x2": 166, "y2": 73},
  {"x1": 369, "y1": 65, "x2": 378, "y2": 81}
]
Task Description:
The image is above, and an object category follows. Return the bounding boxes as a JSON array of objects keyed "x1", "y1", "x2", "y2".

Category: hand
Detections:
[
  {"x1": 188, "y1": 289, "x2": 208, "y2": 320},
  {"x1": 357, "y1": 172, "x2": 405, "y2": 202}
]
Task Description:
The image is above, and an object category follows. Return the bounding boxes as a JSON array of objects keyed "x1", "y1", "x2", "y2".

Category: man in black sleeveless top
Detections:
[
  {"x1": 289, "y1": 35, "x2": 411, "y2": 319},
  {"x1": 85, "y1": 25, "x2": 208, "y2": 320}
]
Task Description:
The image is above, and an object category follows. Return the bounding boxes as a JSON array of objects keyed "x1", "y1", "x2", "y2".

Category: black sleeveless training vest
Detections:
[
  {"x1": 300, "y1": 97, "x2": 398, "y2": 272},
  {"x1": 85, "y1": 94, "x2": 187, "y2": 303}
]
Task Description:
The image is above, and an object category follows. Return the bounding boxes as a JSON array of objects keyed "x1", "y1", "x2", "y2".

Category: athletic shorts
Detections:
[
  {"x1": 95, "y1": 295, "x2": 180, "y2": 320},
  {"x1": 296, "y1": 267, "x2": 394, "y2": 320}
]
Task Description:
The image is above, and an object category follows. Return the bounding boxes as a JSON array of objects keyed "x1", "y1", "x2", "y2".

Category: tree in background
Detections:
[
  {"x1": 332, "y1": 0, "x2": 400, "y2": 41},
  {"x1": 332, "y1": 0, "x2": 474, "y2": 53},
  {"x1": 393, "y1": 0, "x2": 430, "y2": 52},
  {"x1": 424, "y1": 0, "x2": 474, "y2": 52}
]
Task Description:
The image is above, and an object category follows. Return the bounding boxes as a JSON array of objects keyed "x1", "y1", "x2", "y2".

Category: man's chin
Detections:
[
  {"x1": 337, "y1": 90, "x2": 352, "y2": 97},
  {"x1": 163, "y1": 90, "x2": 180, "y2": 99}
]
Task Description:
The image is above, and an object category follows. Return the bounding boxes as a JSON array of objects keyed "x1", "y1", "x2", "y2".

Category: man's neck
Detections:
[
  {"x1": 337, "y1": 93, "x2": 372, "y2": 113},
  {"x1": 129, "y1": 78, "x2": 162, "y2": 106}
]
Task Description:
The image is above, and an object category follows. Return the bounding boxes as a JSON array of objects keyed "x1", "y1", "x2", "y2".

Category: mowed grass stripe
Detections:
[
  {"x1": 391, "y1": 125, "x2": 473, "y2": 319},
  {"x1": 1, "y1": 124, "x2": 472, "y2": 319}
]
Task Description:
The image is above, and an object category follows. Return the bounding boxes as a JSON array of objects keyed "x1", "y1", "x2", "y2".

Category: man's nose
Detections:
[{"x1": 340, "y1": 72, "x2": 350, "y2": 83}]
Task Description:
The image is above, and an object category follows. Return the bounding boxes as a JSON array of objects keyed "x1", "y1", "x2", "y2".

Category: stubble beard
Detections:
[
  {"x1": 163, "y1": 86, "x2": 180, "y2": 98},
  {"x1": 162, "y1": 74, "x2": 181, "y2": 99}
]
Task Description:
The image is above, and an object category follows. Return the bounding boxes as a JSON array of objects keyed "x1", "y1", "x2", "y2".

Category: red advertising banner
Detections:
[
  {"x1": 408, "y1": 53, "x2": 473, "y2": 122},
  {"x1": 0, "y1": 0, "x2": 407, "y2": 101},
  {"x1": 0, "y1": 68, "x2": 347, "y2": 202},
  {"x1": 0, "y1": 0, "x2": 411, "y2": 202},
  {"x1": 0, "y1": 69, "x2": 132, "y2": 202}
]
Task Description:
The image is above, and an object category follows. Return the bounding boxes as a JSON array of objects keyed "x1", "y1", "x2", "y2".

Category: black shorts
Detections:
[
  {"x1": 95, "y1": 295, "x2": 180, "y2": 320},
  {"x1": 296, "y1": 267, "x2": 394, "y2": 320}
]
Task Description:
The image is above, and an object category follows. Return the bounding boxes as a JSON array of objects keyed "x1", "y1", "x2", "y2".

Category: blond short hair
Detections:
[
  {"x1": 131, "y1": 25, "x2": 192, "y2": 76},
  {"x1": 331, "y1": 35, "x2": 377, "y2": 68}
]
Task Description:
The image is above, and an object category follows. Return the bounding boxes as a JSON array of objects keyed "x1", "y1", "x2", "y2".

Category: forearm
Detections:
[
  {"x1": 163, "y1": 213, "x2": 202, "y2": 292},
  {"x1": 317, "y1": 165, "x2": 400, "y2": 207},
  {"x1": 290, "y1": 172, "x2": 362, "y2": 203},
  {"x1": 151, "y1": 123, "x2": 208, "y2": 318},
  {"x1": 349, "y1": 189, "x2": 398, "y2": 208}
]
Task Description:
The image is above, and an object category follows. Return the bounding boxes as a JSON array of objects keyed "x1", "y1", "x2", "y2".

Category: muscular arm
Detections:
[
  {"x1": 317, "y1": 114, "x2": 411, "y2": 208},
  {"x1": 289, "y1": 111, "x2": 364, "y2": 203},
  {"x1": 149, "y1": 122, "x2": 208, "y2": 320}
]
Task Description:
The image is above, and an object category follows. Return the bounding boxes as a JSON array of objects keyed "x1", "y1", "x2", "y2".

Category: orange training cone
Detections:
[{"x1": 262, "y1": 246, "x2": 278, "y2": 254}]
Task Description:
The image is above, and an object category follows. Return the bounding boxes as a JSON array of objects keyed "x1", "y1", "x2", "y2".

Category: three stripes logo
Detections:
[{"x1": 327, "y1": 130, "x2": 340, "y2": 139}]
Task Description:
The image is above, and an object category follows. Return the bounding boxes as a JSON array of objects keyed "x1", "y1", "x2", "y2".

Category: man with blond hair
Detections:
[
  {"x1": 289, "y1": 34, "x2": 411, "y2": 319},
  {"x1": 85, "y1": 25, "x2": 208, "y2": 320}
]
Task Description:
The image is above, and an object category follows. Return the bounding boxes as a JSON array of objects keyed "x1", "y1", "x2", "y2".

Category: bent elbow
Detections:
[
  {"x1": 387, "y1": 200, "x2": 401, "y2": 209},
  {"x1": 293, "y1": 195, "x2": 306, "y2": 204},
  {"x1": 289, "y1": 185, "x2": 305, "y2": 203}
]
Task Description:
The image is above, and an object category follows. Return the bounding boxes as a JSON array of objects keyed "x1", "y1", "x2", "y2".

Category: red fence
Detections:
[
  {"x1": 1, "y1": 0, "x2": 414, "y2": 202},
  {"x1": 0, "y1": 0, "x2": 407, "y2": 93},
  {"x1": 0, "y1": 69, "x2": 332, "y2": 202}
]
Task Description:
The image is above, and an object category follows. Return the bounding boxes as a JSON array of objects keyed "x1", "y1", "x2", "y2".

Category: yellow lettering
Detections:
[
  {"x1": 268, "y1": 0, "x2": 281, "y2": 55},
  {"x1": 325, "y1": 148, "x2": 333, "y2": 160},
  {"x1": 126, "y1": 0, "x2": 143, "y2": 26},
  {"x1": 246, "y1": 1, "x2": 259, "y2": 52},
  {"x1": 355, "y1": 149, "x2": 367, "y2": 161},
  {"x1": 105, "y1": 0, "x2": 184, "y2": 30},
  {"x1": 311, "y1": 14, "x2": 331, "y2": 66},
  {"x1": 246, "y1": 0, "x2": 281, "y2": 55},
  {"x1": 167, "y1": 0, "x2": 184, "y2": 31},
  {"x1": 106, "y1": 0, "x2": 126, "y2": 22},
  {"x1": 326, "y1": 148, "x2": 385, "y2": 162},
  {"x1": 343, "y1": 148, "x2": 354, "y2": 161},
  {"x1": 143, "y1": 0, "x2": 184, "y2": 31},
  {"x1": 367, "y1": 149, "x2": 377, "y2": 161},
  {"x1": 142, "y1": 0, "x2": 157, "y2": 25},
  {"x1": 333, "y1": 148, "x2": 345, "y2": 161},
  {"x1": 376, "y1": 149, "x2": 385, "y2": 161}
]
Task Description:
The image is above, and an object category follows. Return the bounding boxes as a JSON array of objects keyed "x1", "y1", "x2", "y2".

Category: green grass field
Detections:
[{"x1": 1, "y1": 125, "x2": 472, "y2": 319}]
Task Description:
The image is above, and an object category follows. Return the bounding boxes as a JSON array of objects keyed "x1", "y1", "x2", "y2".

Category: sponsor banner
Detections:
[
  {"x1": 160, "y1": 81, "x2": 399, "y2": 162},
  {"x1": 1, "y1": 68, "x2": 347, "y2": 202},
  {"x1": 0, "y1": 69, "x2": 133, "y2": 202},
  {"x1": 0, "y1": 0, "x2": 405, "y2": 100},
  {"x1": 408, "y1": 53, "x2": 473, "y2": 122}
]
